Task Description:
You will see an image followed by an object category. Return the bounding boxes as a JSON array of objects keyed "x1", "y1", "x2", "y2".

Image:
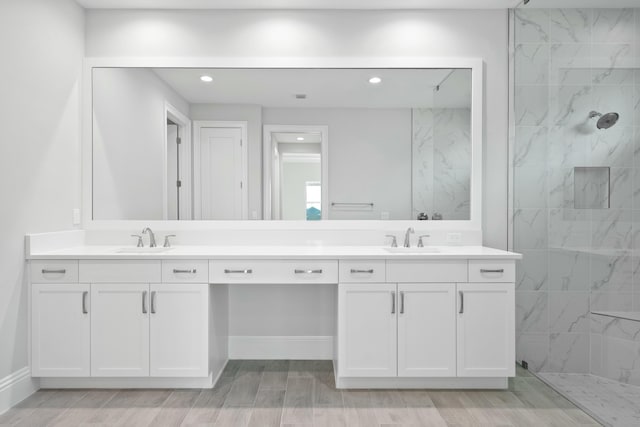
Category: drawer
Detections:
[
  {"x1": 30, "y1": 260, "x2": 79, "y2": 283},
  {"x1": 79, "y1": 260, "x2": 161, "y2": 283},
  {"x1": 339, "y1": 260, "x2": 385, "y2": 283},
  {"x1": 209, "y1": 260, "x2": 338, "y2": 284},
  {"x1": 386, "y1": 260, "x2": 467, "y2": 283},
  {"x1": 162, "y1": 260, "x2": 209, "y2": 283},
  {"x1": 468, "y1": 260, "x2": 515, "y2": 283}
]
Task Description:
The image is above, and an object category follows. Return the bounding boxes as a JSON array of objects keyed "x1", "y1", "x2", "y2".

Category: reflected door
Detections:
[{"x1": 195, "y1": 127, "x2": 245, "y2": 220}]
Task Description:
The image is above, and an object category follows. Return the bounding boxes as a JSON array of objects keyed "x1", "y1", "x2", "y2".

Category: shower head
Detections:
[{"x1": 589, "y1": 111, "x2": 620, "y2": 130}]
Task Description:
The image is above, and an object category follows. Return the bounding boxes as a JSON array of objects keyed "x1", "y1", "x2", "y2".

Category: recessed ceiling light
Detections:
[
  {"x1": 200, "y1": 75, "x2": 213, "y2": 83},
  {"x1": 369, "y1": 76, "x2": 382, "y2": 84},
  {"x1": 297, "y1": 137, "x2": 305, "y2": 141}
]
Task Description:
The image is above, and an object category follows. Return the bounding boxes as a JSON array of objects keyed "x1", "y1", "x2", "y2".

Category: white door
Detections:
[
  {"x1": 338, "y1": 283, "x2": 397, "y2": 377},
  {"x1": 397, "y1": 283, "x2": 456, "y2": 377},
  {"x1": 91, "y1": 283, "x2": 150, "y2": 377},
  {"x1": 149, "y1": 284, "x2": 209, "y2": 377},
  {"x1": 196, "y1": 126, "x2": 245, "y2": 220},
  {"x1": 32, "y1": 284, "x2": 90, "y2": 377},
  {"x1": 457, "y1": 283, "x2": 515, "y2": 377}
]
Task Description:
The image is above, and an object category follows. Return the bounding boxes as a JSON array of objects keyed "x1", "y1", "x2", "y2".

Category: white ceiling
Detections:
[
  {"x1": 151, "y1": 68, "x2": 472, "y2": 109},
  {"x1": 75, "y1": 0, "x2": 640, "y2": 9}
]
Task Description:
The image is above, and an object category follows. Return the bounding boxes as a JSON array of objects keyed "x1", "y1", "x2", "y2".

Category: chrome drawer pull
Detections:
[
  {"x1": 350, "y1": 269, "x2": 374, "y2": 274},
  {"x1": 391, "y1": 292, "x2": 396, "y2": 314},
  {"x1": 82, "y1": 291, "x2": 88, "y2": 314},
  {"x1": 295, "y1": 269, "x2": 323, "y2": 274},
  {"x1": 459, "y1": 291, "x2": 464, "y2": 314},
  {"x1": 42, "y1": 269, "x2": 66, "y2": 274},
  {"x1": 480, "y1": 269, "x2": 505, "y2": 273},
  {"x1": 400, "y1": 291, "x2": 405, "y2": 314},
  {"x1": 173, "y1": 269, "x2": 197, "y2": 274},
  {"x1": 142, "y1": 291, "x2": 148, "y2": 314},
  {"x1": 224, "y1": 269, "x2": 252, "y2": 274}
]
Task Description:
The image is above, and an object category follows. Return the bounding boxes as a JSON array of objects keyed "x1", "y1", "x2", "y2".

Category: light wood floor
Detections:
[{"x1": 0, "y1": 361, "x2": 600, "y2": 426}]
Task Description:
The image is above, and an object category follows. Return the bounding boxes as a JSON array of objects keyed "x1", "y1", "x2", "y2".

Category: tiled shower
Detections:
[{"x1": 512, "y1": 7, "x2": 640, "y2": 385}]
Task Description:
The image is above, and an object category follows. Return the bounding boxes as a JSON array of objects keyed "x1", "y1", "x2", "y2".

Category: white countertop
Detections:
[{"x1": 27, "y1": 245, "x2": 521, "y2": 260}]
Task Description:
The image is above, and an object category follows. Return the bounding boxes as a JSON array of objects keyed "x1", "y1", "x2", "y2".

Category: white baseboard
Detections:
[
  {"x1": 0, "y1": 367, "x2": 39, "y2": 415},
  {"x1": 229, "y1": 336, "x2": 333, "y2": 360}
]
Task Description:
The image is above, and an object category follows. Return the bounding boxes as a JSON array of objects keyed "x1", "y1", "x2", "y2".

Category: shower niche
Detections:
[{"x1": 573, "y1": 166, "x2": 610, "y2": 209}]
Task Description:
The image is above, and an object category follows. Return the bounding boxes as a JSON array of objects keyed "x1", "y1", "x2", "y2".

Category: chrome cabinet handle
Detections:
[
  {"x1": 459, "y1": 291, "x2": 464, "y2": 314},
  {"x1": 400, "y1": 291, "x2": 405, "y2": 314},
  {"x1": 350, "y1": 269, "x2": 374, "y2": 274},
  {"x1": 151, "y1": 291, "x2": 157, "y2": 314},
  {"x1": 224, "y1": 269, "x2": 252, "y2": 274},
  {"x1": 391, "y1": 292, "x2": 396, "y2": 314},
  {"x1": 142, "y1": 291, "x2": 148, "y2": 314},
  {"x1": 295, "y1": 269, "x2": 322, "y2": 274},
  {"x1": 82, "y1": 291, "x2": 88, "y2": 314},
  {"x1": 173, "y1": 269, "x2": 197, "y2": 274},
  {"x1": 42, "y1": 269, "x2": 66, "y2": 274},
  {"x1": 480, "y1": 269, "x2": 505, "y2": 273}
]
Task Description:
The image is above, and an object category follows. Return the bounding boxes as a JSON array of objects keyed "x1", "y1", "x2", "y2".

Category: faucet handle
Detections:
[
  {"x1": 163, "y1": 235, "x2": 176, "y2": 248},
  {"x1": 385, "y1": 235, "x2": 398, "y2": 248},
  {"x1": 131, "y1": 235, "x2": 144, "y2": 247},
  {"x1": 417, "y1": 235, "x2": 431, "y2": 248}
]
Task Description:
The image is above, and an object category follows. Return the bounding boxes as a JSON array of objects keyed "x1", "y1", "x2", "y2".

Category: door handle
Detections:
[
  {"x1": 82, "y1": 291, "x2": 88, "y2": 314},
  {"x1": 173, "y1": 269, "x2": 197, "y2": 274},
  {"x1": 459, "y1": 291, "x2": 464, "y2": 314},
  {"x1": 350, "y1": 269, "x2": 374, "y2": 274},
  {"x1": 42, "y1": 269, "x2": 66, "y2": 274},
  {"x1": 480, "y1": 269, "x2": 505, "y2": 274},
  {"x1": 142, "y1": 291, "x2": 148, "y2": 314},
  {"x1": 391, "y1": 292, "x2": 396, "y2": 314},
  {"x1": 400, "y1": 291, "x2": 405, "y2": 314},
  {"x1": 150, "y1": 291, "x2": 157, "y2": 314},
  {"x1": 224, "y1": 269, "x2": 252, "y2": 274},
  {"x1": 295, "y1": 269, "x2": 323, "y2": 274}
]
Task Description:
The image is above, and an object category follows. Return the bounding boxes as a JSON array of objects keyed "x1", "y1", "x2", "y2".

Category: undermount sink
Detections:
[
  {"x1": 116, "y1": 247, "x2": 174, "y2": 254},
  {"x1": 384, "y1": 247, "x2": 440, "y2": 254}
]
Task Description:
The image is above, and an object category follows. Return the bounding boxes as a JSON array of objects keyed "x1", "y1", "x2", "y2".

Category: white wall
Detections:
[
  {"x1": 0, "y1": 0, "x2": 84, "y2": 406},
  {"x1": 190, "y1": 104, "x2": 263, "y2": 218},
  {"x1": 85, "y1": 8, "x2": 509, "y2": 248},
  {"x1": 92, "y1": 68, "x2": 190, "y2": 220},
  {"x1": 264, "y1": 107, "x2": 412, "y2": 220}
]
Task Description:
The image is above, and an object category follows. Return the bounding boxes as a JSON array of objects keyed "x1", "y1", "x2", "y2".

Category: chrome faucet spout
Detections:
[
  {"x1": 142, "y1": 228, "x2": 157, "y2": 248},
  {"x1": 403, "y1": 227, "x2": 415, "y2": 248}
]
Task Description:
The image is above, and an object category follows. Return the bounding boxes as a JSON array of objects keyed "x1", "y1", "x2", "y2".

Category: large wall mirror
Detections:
[{"x1": 91, "y1": 66, "x2": 477, "y2": 222}]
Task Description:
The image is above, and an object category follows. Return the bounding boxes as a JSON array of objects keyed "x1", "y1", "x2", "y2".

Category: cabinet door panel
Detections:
[
  {"x1": 457, "y1": 283, "x2": 515, "y2": 377},
  {"x1": 398, "y1": 283, "x2": 456, "y2": 377},
  {"x1": 32, "y1": 284, "x2": 90, "y2": 377},
  {"x1": 91, "y1": 283, "x2": 150, "y2": 377},
  {"x1": 338, "y1": 283, "x2": 397, "y2": 377},
  {"x1": 150, "y1": 283, "x2": 209, "y2": 377}
]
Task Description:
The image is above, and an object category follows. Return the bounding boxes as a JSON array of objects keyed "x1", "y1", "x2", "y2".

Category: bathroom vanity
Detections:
[{"x1": 27, "y1": 235, "x2": 519, "y2": 390}]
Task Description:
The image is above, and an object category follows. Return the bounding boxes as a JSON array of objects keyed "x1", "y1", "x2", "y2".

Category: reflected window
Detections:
[{"x1": 305, "y1": 181, "x2": 322, "y2": 221}]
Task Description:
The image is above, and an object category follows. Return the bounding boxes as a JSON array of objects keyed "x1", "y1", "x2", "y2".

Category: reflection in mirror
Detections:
[{"x1": 92, "y1": 68, "x2": 472, "y2": 221}]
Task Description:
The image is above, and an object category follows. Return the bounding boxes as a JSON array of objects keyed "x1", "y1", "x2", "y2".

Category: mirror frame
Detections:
[{"x1": 83, "y1": 57, "x2": 483, "y2": 232}]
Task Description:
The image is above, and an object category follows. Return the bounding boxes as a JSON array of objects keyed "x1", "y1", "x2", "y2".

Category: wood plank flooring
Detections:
[{"x1": 0, "y1": 361, "x2": 601, "y2": 426}]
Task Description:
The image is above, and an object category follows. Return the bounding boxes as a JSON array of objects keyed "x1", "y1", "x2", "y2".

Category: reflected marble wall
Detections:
[
  {"x1": 513, "y1": 8, "x2": 640, "y2": 375},
  {"x1": 412, "y1": 108, "x2": 471, "y2": 220}
]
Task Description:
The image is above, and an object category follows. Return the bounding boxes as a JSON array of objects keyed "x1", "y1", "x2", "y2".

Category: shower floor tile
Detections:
[{"x1": 538, "y1": 372, "x2": 640, "y2": 427}]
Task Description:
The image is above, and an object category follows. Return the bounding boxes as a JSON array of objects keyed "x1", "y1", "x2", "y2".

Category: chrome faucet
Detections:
[
  {"x1": 403, "y1": 227, "x2": 414, "y2": 248},
  {"x1": 142, "y1": 228, "x2": 157, "y2": 248}
]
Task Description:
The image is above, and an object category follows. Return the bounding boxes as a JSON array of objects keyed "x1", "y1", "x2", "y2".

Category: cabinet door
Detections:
[
  {"x1": 338, "y1": 283, "x2": 397, "y2": 377},
  {"x1": 32, "y1": 284, "x2": 90, "y2": 377},
  {"x1": 457, "y1": 283, "x2": 515, "y2": 377},
  {"x1": 91, "y1": 283, "x2": 150, "y2": 377},
  {"x1": 149, "y1": 283, "x2": 209, "y2": 377},
  {"x1": 397, "y1": 283, "x2": 456, "y2": 377}
]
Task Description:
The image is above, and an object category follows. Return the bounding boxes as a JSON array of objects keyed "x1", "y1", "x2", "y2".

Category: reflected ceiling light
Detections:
[
  {"x1": 200, "y1": 75, "x2": 213, "y2": 83},
  {"x1": 297, "y1": 137, "x2": 305, "y2": 141},
  {"x1": 369, "y1": 76, "x2": 382, "y2": 84}
]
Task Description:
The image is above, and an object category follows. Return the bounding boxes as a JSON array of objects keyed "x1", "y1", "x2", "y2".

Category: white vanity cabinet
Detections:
[{"x1": 31, "y1": 283, "x2": 91, "y2": 377}]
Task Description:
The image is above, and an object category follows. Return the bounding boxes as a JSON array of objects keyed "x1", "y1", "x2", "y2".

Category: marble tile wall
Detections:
[
  {"x1": 513, "y1": 8, "x2": 640, "y2": 374},
  {"x1": 412, "y1": 108, "x2": 471, "y2": 220}
]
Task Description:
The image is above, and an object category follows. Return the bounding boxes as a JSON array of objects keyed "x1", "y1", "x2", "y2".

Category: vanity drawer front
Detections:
[
  {"x1": 386, "y1": 260, "x2": 467, "y2": 283},
  {"x1": 79, "y1": 260, "x2": 161, "y2": 283},
  {"x1": 339, "y1": 260, "x2": 386, "y2": 283},
  {"x1": 162, "y1": 260, "x2": 209, "y2": 283},
  {"x1": 468, "y1": 260, "x2": 515, "y2": 283},
  {"x1": 31, "y1": 260, "x2": 79, "y2": 283},
  {"x1": 209, "y1": 260, "x2": 338, "y2": 284}
]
